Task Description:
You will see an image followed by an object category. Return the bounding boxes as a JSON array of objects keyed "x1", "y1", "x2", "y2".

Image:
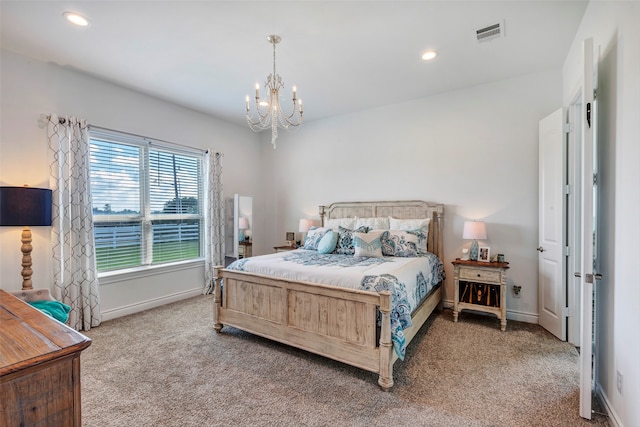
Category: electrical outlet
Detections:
[
  {"x1": 616, "y1": 370, "x2": 623, "y2": 394},
  {"x1": 512, "y1": 284, "x2": 522, "y2": 298}
]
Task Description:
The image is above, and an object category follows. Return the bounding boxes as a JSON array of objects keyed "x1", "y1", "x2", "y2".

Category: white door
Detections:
[
  {"x1": 578, "y1": 37, "x2": 596, "y2": 420},
  {"x1": 538, "y1": 109, "x2": 566, "y2": 340}
]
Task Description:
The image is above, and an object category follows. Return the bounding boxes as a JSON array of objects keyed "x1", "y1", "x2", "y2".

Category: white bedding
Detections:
[
  {"x1": 226, "y1": 249, "x2": 445, "y2": 359},
  {"x1": 227, "y1": 249, "x2": 442, "y2": 311}
]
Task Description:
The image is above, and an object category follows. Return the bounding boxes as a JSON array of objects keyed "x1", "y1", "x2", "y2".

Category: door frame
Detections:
[{"x1": 566, "y1": 92, "x2": 583, "y2": 347}]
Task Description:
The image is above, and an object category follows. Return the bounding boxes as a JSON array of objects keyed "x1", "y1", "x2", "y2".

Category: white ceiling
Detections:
[{"x1": 0, "y1": 1, "x2": 588, "y2": 126}]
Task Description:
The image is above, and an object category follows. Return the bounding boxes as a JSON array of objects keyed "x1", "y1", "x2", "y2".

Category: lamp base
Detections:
[
  {"x1": 238, "y1": 230, "x2": 245, "y2": 242},
  {"x1": 20, "y1": 226, "x2": 34, "y2": 290},
  {"x1": 469, "y1": 240, "x2": 479, "y2": 261}
]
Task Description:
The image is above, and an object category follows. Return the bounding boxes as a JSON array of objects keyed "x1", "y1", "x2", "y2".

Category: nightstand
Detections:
[
  {"x1": 238, "y1": 241, "x2": 252, "y2": 258},
  {"x1": 274, "y1": 245, "x2": 296, "y2": 253},
  {"x1": 452, "y1": 259, "x2": 510, "y2": 331}
]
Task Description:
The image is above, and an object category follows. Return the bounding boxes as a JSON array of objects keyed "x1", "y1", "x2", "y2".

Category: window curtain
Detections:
[
  {"x1": 47, "y1": 114, "x2": 101, "y2": 330},
  {"x1": 204, "y1": 151, "x2": 225, "y2": 294}
]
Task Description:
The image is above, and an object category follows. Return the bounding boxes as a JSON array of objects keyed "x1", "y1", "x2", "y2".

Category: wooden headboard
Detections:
[{"x1": 319, "y1": 200, "x2": 444, "y2": 260}]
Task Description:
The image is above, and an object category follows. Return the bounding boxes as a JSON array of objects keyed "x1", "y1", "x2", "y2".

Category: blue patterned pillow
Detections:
[
  {"x1": 353, "y1": 231, "x2": 384, "y2": 258},
  {"x1": 388, "y1": 217, "x2": 430, "y2": 254},
  {"x1": 381, "y1": 230, "x2": 420, "y2": 257},
  {"x1": 302, "y1": 227, "x2": 331, "y2": 250},
  {"x1": 407, "y1": 229, "x2": 429, "y2": 254},
  {"x1": 334, "y1": 226, "x2": 369, "y2": 255}
]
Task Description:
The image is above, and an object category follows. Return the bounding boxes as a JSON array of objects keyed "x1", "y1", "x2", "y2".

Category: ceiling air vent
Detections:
[{"x1": 475, "y1": 21, "x2": 504, "y2": 42}]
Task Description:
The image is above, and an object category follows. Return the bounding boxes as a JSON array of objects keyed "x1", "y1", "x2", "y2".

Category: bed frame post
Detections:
[
  {"x1": 213, "y1": 266, "x2": 223, "y2": 333},
  {"x1": 378, "y1": 290, "x2": 394, "y2": 391},
  {"x1": 435, "y1": 206, "x2": 444, "y2": 262}
]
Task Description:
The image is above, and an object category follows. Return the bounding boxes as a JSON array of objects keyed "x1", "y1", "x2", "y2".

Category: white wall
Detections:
[
  {"x1": 0, "y1": 49, "x2": 264, "y2": 318},
  {"x1": 563, "y1": 2, "x2": 640, "y2": 426},
  {"x1": 258, "y1": 70, "x2": 562, "y2": 323}
]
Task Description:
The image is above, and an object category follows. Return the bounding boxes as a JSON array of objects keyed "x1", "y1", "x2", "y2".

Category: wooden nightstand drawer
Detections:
[{"x1": 459, "y1": 268, "x2": 501, "y2": 283}]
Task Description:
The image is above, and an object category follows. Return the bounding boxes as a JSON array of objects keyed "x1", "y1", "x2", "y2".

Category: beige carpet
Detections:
[{"x1": 81, "y1": 295, "x2": 609, "y2": 426}]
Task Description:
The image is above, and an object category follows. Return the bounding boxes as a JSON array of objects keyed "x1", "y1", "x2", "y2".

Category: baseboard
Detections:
[
  {"x1": 506, "y1": 309, "x2": 538, "y2": 324},
  {"x1": 100, "y1": 288, "x2": 203, "y2": 322},
  {"x1": 596, "y1": 382, "x2": 623, "y2": 427},
  {"x1": 441, "y1": 299, "x2": 539, "y2": 324}
]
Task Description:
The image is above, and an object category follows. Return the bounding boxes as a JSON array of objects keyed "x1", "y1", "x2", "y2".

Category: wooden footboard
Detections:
[
  {"x1": 213, "y1": 267, "x2": 442, "y2": 390},
  {"x1": 213, "y1": 200, "x2": 445, "y2": 390}
]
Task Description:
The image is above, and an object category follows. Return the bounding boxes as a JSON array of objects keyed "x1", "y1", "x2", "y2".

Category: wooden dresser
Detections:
[{"x1": 0, "y1": 289, "x2": 92, "y2": 426}]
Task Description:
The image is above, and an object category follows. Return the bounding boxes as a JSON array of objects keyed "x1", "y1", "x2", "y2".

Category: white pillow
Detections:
[
  {"x1": 388, "y1": 217, "x2": 430, "y2": 237},
  {"x1": 324, "y1": 217, "x2": 357, "y2": 230},
  {"x1": 353, "y1": 231, "x2": 384, "y2": 258},
  {"x1": 355, "y1": 217, "x2": 390, "y2": 230}
]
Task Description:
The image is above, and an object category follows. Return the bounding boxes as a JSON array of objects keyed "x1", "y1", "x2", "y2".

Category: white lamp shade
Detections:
[
  {"x1": 238, "y1": 217, "x2": 249, "y2": 230},
  {"x1": 462, "y1": 221, "x2": 487, "y2": 240},
  {"x1": 298, "y1": 219, "x2": 312, "y2": 233}
]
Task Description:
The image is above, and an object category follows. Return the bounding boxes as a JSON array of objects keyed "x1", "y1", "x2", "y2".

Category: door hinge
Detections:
[
  {"x1": 563, "y1": 122, "x2": 573, "y2": 133},
  {"x1": 564, "y1": 184, "x2": 571, "y2": 195},
  {"x1": 593, "y1": 172, "x2": 598, "y2": 185},
  {"x1": 562, "y1": 307, "x2": 570, "y2": 318},
  {"x1": 564, "y1": 246, "x2": 571, "y2": 256}
]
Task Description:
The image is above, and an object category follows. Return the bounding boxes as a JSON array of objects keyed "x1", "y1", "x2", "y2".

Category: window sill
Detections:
[{"x1": 98, "y1": 258, "x2": 205, "y2": 286}]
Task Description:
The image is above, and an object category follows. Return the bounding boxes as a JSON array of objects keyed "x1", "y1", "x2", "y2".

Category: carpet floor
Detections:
[{"x1": 81, "y1": 295, "x2": 610, "y2": 426}]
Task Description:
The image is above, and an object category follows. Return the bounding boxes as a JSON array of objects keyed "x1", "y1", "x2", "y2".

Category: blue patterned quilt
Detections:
[{"x1": 227, "y1": 250, "x2": 445, "y2": 360}]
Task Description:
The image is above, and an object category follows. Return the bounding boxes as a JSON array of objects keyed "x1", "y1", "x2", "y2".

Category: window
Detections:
[{"x1": 89, "y1": 129, "x2": 204, "y2": 273}]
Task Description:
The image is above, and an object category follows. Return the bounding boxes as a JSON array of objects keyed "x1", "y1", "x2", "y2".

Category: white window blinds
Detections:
[{"x1": 89, "y1": 129, "x2": 204, "y2": 273}]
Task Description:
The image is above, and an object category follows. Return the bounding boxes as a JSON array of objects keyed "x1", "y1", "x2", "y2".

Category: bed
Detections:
[{"x1": 212, "y1": 200, "x2": 445, "y2": 390}]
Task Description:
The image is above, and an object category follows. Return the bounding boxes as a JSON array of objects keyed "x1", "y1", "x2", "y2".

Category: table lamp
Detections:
[
  {"x1": 298, "y1": 219, "x2": 312, "y2": 246},
  {"x1": 238, "y1": 217, "x2": 249, "y2": 241},
  {"x1": 462, "y1": 220, "x2": 487, "y2": 261},
  {"x1": 0, "y1": 186, "x2": 53, "y2": 290}
]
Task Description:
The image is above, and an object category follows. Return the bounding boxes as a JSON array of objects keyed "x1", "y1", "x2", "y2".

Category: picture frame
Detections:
[
  {"x1": 478, "y1": 246, "x2": 490, "y2": 262},
  {"x1": 285, "y1": 232, "x2": 295, "y2": 245}
]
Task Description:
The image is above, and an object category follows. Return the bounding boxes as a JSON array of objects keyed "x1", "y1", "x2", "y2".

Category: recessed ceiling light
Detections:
[
  {"x1": 421, "y1": 50, "x2": 438, "y2": 61},
  {"x1": 63, "y1": 12, "x2": 90, "y2": 27}
]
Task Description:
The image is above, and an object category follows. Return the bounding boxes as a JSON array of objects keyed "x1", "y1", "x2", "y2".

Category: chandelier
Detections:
[{"x1": 245, "y1": 35, "x2": 303, "y2": 149}]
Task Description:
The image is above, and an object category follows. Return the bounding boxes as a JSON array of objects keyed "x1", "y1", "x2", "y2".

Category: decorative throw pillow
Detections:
[
  {"x1": 355, "y1": 217, "x2": 390, "y2": 230},
  {"x1": 324, "y1": 217, "x2": 357, "y2": 230},
  {"x1": 302, "y1": 227, "x2": 331, "y2": 250},
  {"x1": 317, "y1": 230, "x2": 338, "y2": 254},
  {"x1": 381, "y1": 230, "x2": 420, "y2": 257},
  {"x1": 353, "y1": 231, "x2": 384, "y2": 258},
  {"x1": 334, "y1": 226, "x2": 369, "y2": 255},
  {"x1": 388, "y1": 217, "x2": 431, "y2": 253}
]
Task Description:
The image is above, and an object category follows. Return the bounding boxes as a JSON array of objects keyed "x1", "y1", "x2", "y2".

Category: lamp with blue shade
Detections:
[{"x1": 0, "y1": 186, "x2": 52, "y2": 290}]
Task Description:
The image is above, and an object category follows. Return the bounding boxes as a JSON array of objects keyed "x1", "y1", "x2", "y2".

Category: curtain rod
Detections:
[{"x1": 41, "y1": 114, "x2": 208, "y2": 154}]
